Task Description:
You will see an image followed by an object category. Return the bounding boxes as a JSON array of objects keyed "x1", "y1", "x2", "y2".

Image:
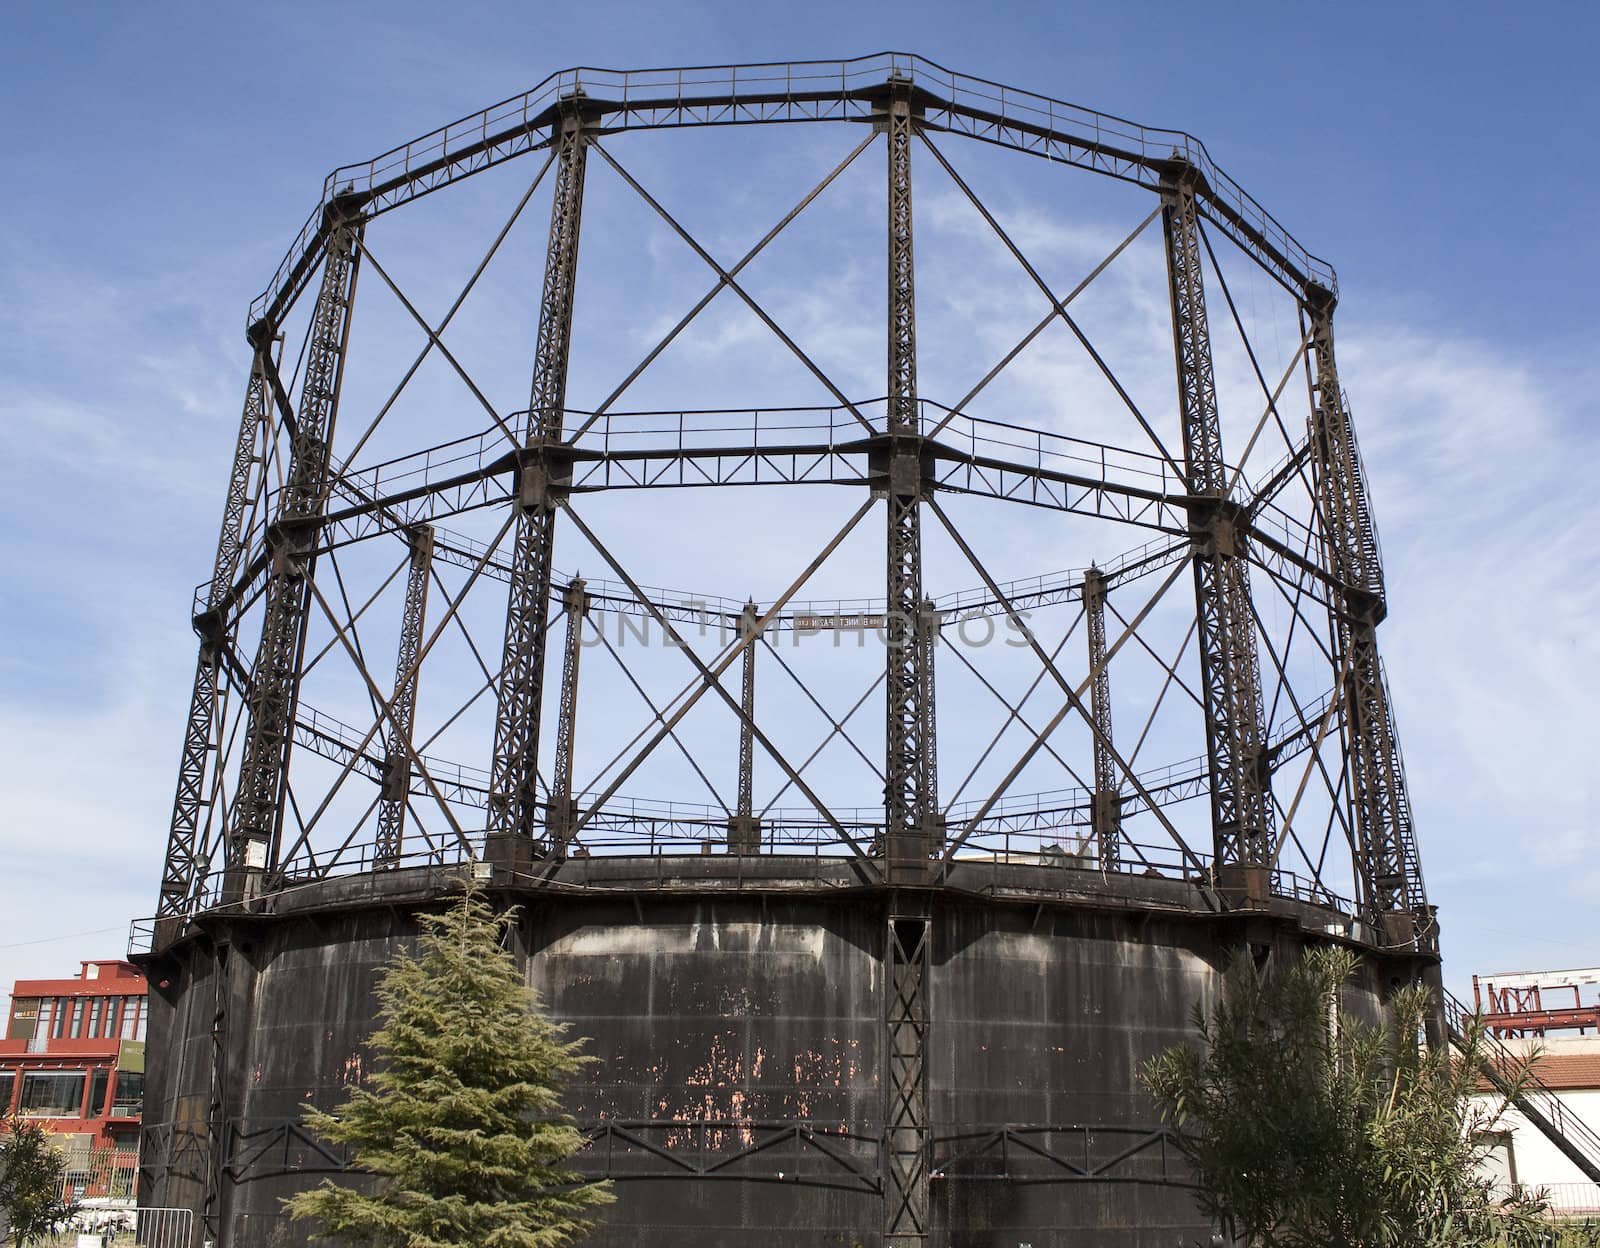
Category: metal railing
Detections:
[
  {"x1": 210, "y1": 389, "x2": 1343, "y2": 638},
  {"x1": 56, "y1": 1148, "x2": 138, "y2": 1203},
  {"x1": 1445, "y1": 989, "x2": 1600, "y2": 1184},
  {"x1": 250, "y1": 54, "x2": 1335, "y2": 329},
  {"x1": 1543, "y1": 1181, "x2": 1600, "y2": 1215},
  {"x1": 142, "y1": 805, "x2": 1354, "y2": 924}
]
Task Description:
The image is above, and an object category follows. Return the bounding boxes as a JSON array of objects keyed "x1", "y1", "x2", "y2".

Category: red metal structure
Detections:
[
  {"x1": 1476, "y1": 968, "x2": 1600, "y2": 1038},
  {"x1": 1, "y1": 960, "x2": 148, "y2": 1162}
]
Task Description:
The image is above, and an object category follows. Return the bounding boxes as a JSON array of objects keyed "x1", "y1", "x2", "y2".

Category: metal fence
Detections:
[
  {"x1": 32, "y1": 1206, "x2": 191, "y2": 1248},
  {"x1": 57, "y1": 1148, "x2": 138, "y2": 1202},
  {"x1": 1545, "y1": 1181, "x2": 1600, "y2": 1216}
]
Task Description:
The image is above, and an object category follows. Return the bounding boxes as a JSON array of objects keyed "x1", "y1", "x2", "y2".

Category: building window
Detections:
[
  {"x1": 110, "y1": 1072, "x2": 143, "y2": 1119},
  {"x1": 88, "y1": 999, "x2": 105, "y2": 1039},
  {"x1": 51, "y1": 998, "x2": 69, "y2": 1040},
  {"x1": 29, "y1": 1001, "x2": 55, "y2": 1053},
  {"x1": 120, "y1": 998, "x2": 145, "y2": 1042},
  {"x1": 19, "y1": 1071, "x2": 87, "y2": 1117},
  {"x1": 0, "y1": 1071, "x2": 14, "y2": 1113},
  {"x1": 103, "y1": 999, "x2": 121, "y2": 1040},
  {"x1": 68, "y1": 999, "x2": 86, "y2": 1040},
  {"x1": 1478, "y1": 1130, "x2": 1518, "y2": 1194},
  {"x1": 87, "y1": 1069, "x2": 111, "y2": 1117}
]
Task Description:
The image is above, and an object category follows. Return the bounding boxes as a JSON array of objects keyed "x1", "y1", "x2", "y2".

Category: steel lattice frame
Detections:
[
  {"x1": 1161, "y1": 165, "x2": 1275, "y2": 887},
  {"x1": 148, "y1": 53, "x2": 1440, "y2": 1242},
  {"x1": 374, "y1": 525, "x2": 433, "y2": 865}
]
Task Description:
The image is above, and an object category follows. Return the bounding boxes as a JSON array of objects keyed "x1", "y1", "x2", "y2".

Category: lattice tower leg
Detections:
[
  {"x1": 375, "y1": 525, "x2": 434, "y2": 867},
  {"x1": 729, "y1": 601, "x2": 762, "y2": 854},
  {"x1": 1161, "y1": 165, "x2": 1275, "y2": 895},
  {"x1": 1084, "y1": 566, "x2": 1123, "y2": 868},
  {"x1": 488, "y1": 103, "x2": 590, "y2": 853},
  {"x1": 224, "y1": 210, "x2": 363, "y2": 903},
  {"x1": 156, "y1": 342, "x2": 273, "y2": 926},
  {"x1": 546, "y1": 577, "x2": 588, "y2": 857},
  {"x1": 881, "y1": 77, "x2": 932, "y2": 1246},
  {"x1": 1306, "y1": 290, "x2": 1430, "y2": 948}
]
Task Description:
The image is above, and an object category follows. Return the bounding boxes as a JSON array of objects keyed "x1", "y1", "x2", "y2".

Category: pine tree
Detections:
[{"x1": 287, "y1": 883, "x2": 612, "y2": 1247}]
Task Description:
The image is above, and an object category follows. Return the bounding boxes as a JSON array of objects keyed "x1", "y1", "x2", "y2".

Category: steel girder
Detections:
[
  {"x1": 148, "y1": 1113, "x2": 1192, "y2": 1193},
  {"x1": 1161, "y1": 166, "x2": 1275, "y2": 881},
  {"x1": 1306, "y1": 293, "x2": 1428, "y2": 941},
  {"x1": 374, "y1": 525, "x2": 434, "y2": 865},
  {"x1": 487, "y1": 103, "x2": 590, "y2": 847},
  {"x1": 224, "y1": 210, "x2": 363, "y2": 902}
]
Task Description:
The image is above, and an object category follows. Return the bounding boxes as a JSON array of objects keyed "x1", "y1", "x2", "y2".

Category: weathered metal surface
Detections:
[{"x1": 139, "y1": 863, "x2": 1398, "y2": 1247}]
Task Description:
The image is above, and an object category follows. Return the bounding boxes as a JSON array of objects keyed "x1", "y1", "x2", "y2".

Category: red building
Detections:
[{"x1": 1, "y1": 960, "x2": 148, "y2": 1159}]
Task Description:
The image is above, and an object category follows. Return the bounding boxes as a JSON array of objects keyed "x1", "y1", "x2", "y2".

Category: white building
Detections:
[{"x1": 1471, "y1": 966, "x2": 1600, "y2": 1218}]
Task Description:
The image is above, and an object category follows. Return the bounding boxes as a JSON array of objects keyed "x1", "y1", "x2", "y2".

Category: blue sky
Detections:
[{"x1": 2, "y1": 2, "x2": 1596, "y2": 1001}]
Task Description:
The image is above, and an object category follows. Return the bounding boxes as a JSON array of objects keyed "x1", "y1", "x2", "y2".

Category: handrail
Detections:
[
  {"x1": 1443, "y1": 989, "x2": 1600, "y2": 1183},
  {"x1": 248, "y1": 54, "x2": 1336, "y2": 330}
]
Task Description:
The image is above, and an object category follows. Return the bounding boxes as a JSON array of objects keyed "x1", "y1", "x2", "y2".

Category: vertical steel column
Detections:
[
  {"x1": 546, "y1": 577, "x2": 588, "y2": 857},
  {"x1": 1161, "y1": 164, "x2": 1275, "y2": 893},
  {"x1": 881, "y1": 75, "x2": 931, "y2": 1248},
  {"x1": 201, "y1": 943, "x2": 230, "y2": 1247},
  {"x1": 1083, "y1": 566, "x2": 1122, "y2": 868},
  {"x1": 1306, "y1": 288, "x2": 1429, "y2": 947},
  {"x1": 488, "y1": 101, "x2": 590, "y2": 854},
  {"x1": 882, "y1": 78, "x2": 934, "y2": 875},
  {"x1": 728, "y1": 602, "x2": 762, "y2": 854},
  {"x1": 157, "y1": 334, "x2": 271, "y2": 925},
  {"x1": 374, "y1": 525, "x2": 434, "y2": 867},
  {"x1": 918, "y1": 599, "x2": 944, "y2": 852},
  {"x1": 225, "y1": 206, "x2": 364, "y2": 902},
  {"x1": 884, "y1": 908, "x2": 931, "y2": 1247}
]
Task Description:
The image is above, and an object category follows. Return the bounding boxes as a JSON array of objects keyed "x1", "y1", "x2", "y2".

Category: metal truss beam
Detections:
[
  {"x1": 223, "y1": 208, "x2": 363, "y2": 903},
  {"x1": 374, "y1": 526, "x2": 434, "y2": 866},
  {"x1": 1161, "y1": 164, "x2": 1275, "y2": 887},
  {"x1": 930, "y1": 1123, "x2": 1189, "y2": 1188},
  {"x1": 266, "y1": 422, "x2": 1193, "y2": 558},
  {"x1": 1306, "y1": 291, "x2": 1428, "y2": 942},
  {"x1": 151, "y1": 1113, "x2": 1199, "y2": 1197},
  {"x1": 1083, "y1": 567, "x2": 1122, "y2": 869},
  {"x1": 488, "y1": 100, "x2": 590, "y2": 848}
]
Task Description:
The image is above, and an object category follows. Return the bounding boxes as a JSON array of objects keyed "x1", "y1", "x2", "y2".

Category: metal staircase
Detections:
[{"x1": 1443, "y1": 989, "x2": 1600, "y2": 1183}]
